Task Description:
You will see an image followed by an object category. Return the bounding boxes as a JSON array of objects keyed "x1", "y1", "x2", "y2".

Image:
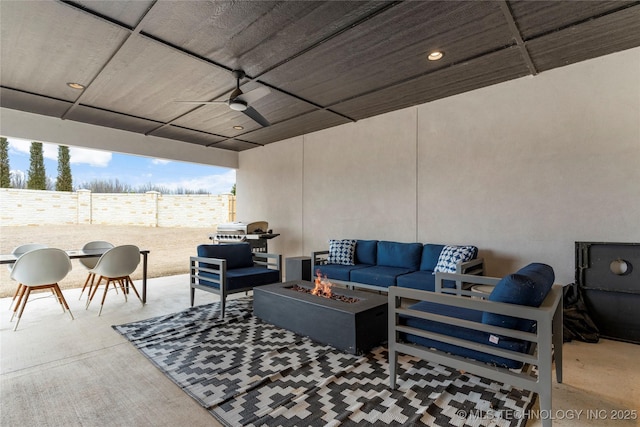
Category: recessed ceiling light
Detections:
[
  {"x1": 66, "y1": 82, "x2": 85, "y2": 90},
  {"x1": 233, "y1": 125, "x2": 244, "y2": 130},
  {"x1": 427, "y1": 51, "x2": 444, "y2": 61}
]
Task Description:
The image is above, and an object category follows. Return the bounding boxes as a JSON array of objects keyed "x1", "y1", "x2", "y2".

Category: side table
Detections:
[
  {"x1": 285, "y1": 256, "x2": 311, "y2": 281},
  {"x1": 470, "y1": 284, "x2": 495, "y2": 299}
]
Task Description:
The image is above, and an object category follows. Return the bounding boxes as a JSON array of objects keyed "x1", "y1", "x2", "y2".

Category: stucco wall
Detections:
[
  {"x1": 237, "y1": 47, "x2": 640, "y2": 284},
  {"x1": 0, "y1": 189, "x2": 235, "y2": 227}
]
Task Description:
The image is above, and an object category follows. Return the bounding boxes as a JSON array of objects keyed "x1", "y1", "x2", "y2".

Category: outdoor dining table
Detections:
[{"x1": 0, "y1": 248, "x2": 150, "y2": 303}]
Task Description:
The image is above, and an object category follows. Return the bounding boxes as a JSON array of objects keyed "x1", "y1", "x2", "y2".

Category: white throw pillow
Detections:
[
  {"x1": 434, "y1": 245, "x2": 476, "y2": 273},
  {"x1": 327, "y1": 239, "x2": 357, "y2": 265}
]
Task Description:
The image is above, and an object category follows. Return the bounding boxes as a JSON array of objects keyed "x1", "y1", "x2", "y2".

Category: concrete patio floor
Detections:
[{"x1": 1, "y1": 275, "x2": 638, "y2": 426}]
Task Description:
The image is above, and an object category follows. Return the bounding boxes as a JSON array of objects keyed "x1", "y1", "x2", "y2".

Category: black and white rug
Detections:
[{"x1": 114, "y1": 298, "x2": 535, "y2": 426}]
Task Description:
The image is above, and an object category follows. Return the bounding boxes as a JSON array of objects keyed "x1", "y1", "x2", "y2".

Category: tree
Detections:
[
  {"x1": 0, "y1": 137, "x2": 10, "y2": 188},
  {"x1": 27, "y1": 141, "x2": 47, "y2": 190},
  {"x1": 230, "y1": 183, "x2": 236, "y2": 196},
  {"x1": 56, "y1": 145, "x2": 73, "y2": 191}
]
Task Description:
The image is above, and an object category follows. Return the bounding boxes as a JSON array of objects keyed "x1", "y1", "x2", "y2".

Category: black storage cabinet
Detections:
[{"x1": 576, "y1": 242, "x2": 640, "y2": 344}]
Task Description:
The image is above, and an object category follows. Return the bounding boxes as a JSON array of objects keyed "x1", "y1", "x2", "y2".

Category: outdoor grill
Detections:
[{"x1": 210, "y1": 221, "x2": 279, "y2": 253}]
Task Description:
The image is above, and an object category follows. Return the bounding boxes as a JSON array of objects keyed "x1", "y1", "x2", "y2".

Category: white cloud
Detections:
[
  {"x1": 7, "y1": 138, "x2": 31, "y2": 155},
  {"x1": 7, "y1": 137, "x2": 111, "y2": 167},
  {"x1": 69, "y1": 147, "x2": 111, "y2": 167},
  {"x1": 152, "y1": 158, "x2": 171, "y2": 165},
  {"x1": 155, "y1": 169, "x2": 236, "y2": 195}
]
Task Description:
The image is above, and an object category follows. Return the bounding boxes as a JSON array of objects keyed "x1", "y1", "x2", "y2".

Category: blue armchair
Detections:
[
  {"x1": 190, "y1": 243, "x2": 281, "y2": 317},
  {"x1": 389, "y1": 263, "x2": 563, "y2": 427}
]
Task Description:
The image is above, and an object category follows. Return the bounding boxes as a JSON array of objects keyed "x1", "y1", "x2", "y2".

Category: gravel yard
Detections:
[{"x1": 0, "y1": 225, "x2": 213, "y2": 297}]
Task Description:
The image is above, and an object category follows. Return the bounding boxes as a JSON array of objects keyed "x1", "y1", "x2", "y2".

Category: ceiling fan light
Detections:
[{"x1": 229, "y1": 101, "x2": 247, "y2": 111}]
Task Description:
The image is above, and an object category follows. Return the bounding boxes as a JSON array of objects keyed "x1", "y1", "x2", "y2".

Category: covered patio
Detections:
[{"x1": 2, "y1": 2, "x2": 639, "y2": 425}]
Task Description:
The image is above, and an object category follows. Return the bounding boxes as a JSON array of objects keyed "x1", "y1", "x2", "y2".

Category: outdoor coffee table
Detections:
[{"x1": 253, "y1": 281, "x2": 388, "y2": 355}]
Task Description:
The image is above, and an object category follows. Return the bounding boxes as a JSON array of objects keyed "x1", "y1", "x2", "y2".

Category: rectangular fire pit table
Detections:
[{"x1": 253, "y1": 281, "x2": 388, "y2": 355}]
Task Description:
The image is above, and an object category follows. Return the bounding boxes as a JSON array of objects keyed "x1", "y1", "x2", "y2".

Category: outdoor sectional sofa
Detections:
[{"x1": 312, "y1": 239, "x2": 484, "y2": 293}]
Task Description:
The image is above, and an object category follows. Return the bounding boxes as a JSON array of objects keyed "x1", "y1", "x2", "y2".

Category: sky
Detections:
[{"x1": 3, "y1": 136, "x2": 236, "y2": 195}]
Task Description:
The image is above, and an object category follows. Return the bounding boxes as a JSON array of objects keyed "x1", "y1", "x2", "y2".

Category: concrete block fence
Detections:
[{"x1": 0, "y1": 188, "x2": 236, "y2": 227}]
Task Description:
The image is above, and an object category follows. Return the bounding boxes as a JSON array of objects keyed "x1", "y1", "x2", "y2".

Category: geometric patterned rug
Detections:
[{"x1": 113, "y1": 297, "x2": 535, "y2": 427}]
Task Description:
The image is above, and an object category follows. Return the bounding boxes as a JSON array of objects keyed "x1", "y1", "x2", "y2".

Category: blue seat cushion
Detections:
[
  {"x1": 355, "y1": 240, "x2": 377, "y2": 265},
  {"x1": 419, "y1": 244, "x2": 445, "y2": 271},
  {"x1": 350, "y1": 266, "x2": 414, "y2": 288},
  {"x1": 402, "y1": 300, "x2": 528, "y2": 369},
  {"x1": 377, "y1": 241, "x2": 422, "y2": 270},
  {"x1": 199, "y1": 267, "x2": 280, "y2": 292},
  {"x1": 482, "y1": 263, "x2": 555, "y2": 331},
  {"x1": 197, "y1": 243, "x2": 254, "y2": 270},
  {"x1": 315, "y1": 263, "x2": 372, "y2": 281},
  {"x1": 396, "y1": 270, "x2": 457, "y2": 292}
]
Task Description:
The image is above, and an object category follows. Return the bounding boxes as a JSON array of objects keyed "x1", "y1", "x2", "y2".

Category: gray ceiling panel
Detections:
[
  {"x1": 211, "y1": 139, "x2": 262, "y2": 152},
  {"x1": 509, "y1": 1, "x2": 637, "y2": 40},
  {"x1": 259, "y1": 1, "x2": 514, "y2": 106},
  {"x1": 332, "y1": 47, "x2": 531, "y2": 120},
  {"x1": 149, "y1": 125, "x2": 227, "y2": 147},
  {"x1": 72, "y1": 0, "x2": 154, "y2": 28},
  {"x1": 0, "y1": 88, "x2": 72, "y2": 118},
  {"x1": 240, "y1": 110, "x2": 351, "y2": 145},
  {"x1": 1, "y1": 1, "x2": 639, "y2": 154},
  {"x1": 526, "y1": 6, "x2": 640, "y2": 72},
  {"x1": 79, "y1": 36, "x2": 233, "y2": 123},
  {"x1": 0, "y1": 1, "x2": 129, "y2": 102},
  {"x1": 65, "y1": 105, "x2": 162, "y2": 134},
  {"x1": 141, "y1": 1, "x2": 391, "y2": 76}
]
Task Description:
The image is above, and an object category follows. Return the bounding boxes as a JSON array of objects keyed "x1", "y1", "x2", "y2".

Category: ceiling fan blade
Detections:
[
  {"x1": 174, "y1": 100, "x2": 228, "y2": 105},
  {"x1": 242, "y1": 107, "x2": 270, "y2": 127},
  {"x1": 236, "y1": 87, "x2": 270, "y2": 104}
]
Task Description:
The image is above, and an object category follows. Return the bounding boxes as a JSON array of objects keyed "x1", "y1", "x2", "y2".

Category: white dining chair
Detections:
[
  {"x1": 86, "y1": 245, "x2": 142, "y2": 315},
  {"x1": 8, "y1": 243, "x2": 48, "y2": 309},
  {"x1": 10, "y1": 248, "x2": 74, "y2": 331},
  {"x1": 78, "y1": 240, "x2": 114, "y2": 300}
]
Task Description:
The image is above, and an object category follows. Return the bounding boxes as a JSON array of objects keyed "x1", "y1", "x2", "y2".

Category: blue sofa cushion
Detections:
[
  {"x1": 402, "y1": 300, "x2": 528, "y2": 369},
  {"x1": 434, "y1": 245, "x2": 478, "y2": 273},
  {"x1": 355, "y1": 240, "x2": 377, "y2": 265},
  {"x1": 350, "y1": 266, "x2": 414, "y2": 288},
  {"x1": 199, "y1": 267, "x2": 280, "y2": 292},
  {"x1": 419, "y1": 244, "x2": 445, "y2": 271},
  {"x1": 396, "y1": 270, "x2": 457, "y2": 292},
  {"x1": 482, "y1": 263, "x2": 555, "y2": 331},
  {"x1": 377, "y1": 241, "x2": 422, "y2": 270},
  {"x1": 327, "y1": 239, "x2": 357, "y2": 265},
  {"x1": 197, "y1": 243, "x2": 254, "y2": 270},
  {"x1": 315, "y1": 263, "x2": 371, "y2": 281}
]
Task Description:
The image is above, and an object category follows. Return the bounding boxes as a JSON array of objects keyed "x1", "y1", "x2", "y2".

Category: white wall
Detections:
[
  {"x1": 0, "y1": 188, "x2": 235, "y2": 227},
  {"x1": 238, "y1": 47, "x2": 640, "y2": 284}
]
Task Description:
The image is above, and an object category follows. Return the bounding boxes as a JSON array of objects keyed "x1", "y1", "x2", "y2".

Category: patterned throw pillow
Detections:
[
  {"x1": 327, "y1": 239, "x2": 357, "y2": 265},
  {"x1": 433, "y1": 245, "x2": 477, "y2": 273}
]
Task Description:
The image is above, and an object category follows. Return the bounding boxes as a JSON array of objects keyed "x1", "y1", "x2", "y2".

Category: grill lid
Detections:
[{"x1": 216, "y1": 221, "x2": 268, "y2": 234}]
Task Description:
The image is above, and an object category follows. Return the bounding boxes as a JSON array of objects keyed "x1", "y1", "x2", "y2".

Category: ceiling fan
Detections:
[{"x1": 176, "y1": 70, "x2": 271, "y2": 127}]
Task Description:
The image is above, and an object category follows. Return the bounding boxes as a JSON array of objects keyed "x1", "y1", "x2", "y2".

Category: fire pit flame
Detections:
[
  {"x1": 287, "y1": 270, "x2": 360, "y2": 304},
  {"x1": 312, "y1": 270, "x2": 333, "y2": 298}
]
